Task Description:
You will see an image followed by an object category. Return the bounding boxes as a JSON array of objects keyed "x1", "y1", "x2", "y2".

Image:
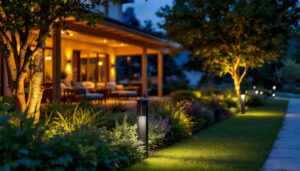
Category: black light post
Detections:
[
  {"x1": 136, "y1": 98, "x2": 149, "y2": 158},
  {"x1": 241, "y1": 90, "x2": 246, "y2": 114}
]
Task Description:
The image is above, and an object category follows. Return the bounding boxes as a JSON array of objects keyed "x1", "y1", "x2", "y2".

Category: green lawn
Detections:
[{"x1": 126, "y1": 100, "x2": 288, "y2": 171}]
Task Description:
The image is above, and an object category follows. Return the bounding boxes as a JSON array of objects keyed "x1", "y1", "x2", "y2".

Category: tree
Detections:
[
  {"x1": 123, "y1": 7, "x2": 141, "y2": 28},
  {"x1": 157, "y1": 0, "x2": 300, "y2": 96},
  {"x1": 0, "y1": 0, "x2": 118, "y2": 123}
]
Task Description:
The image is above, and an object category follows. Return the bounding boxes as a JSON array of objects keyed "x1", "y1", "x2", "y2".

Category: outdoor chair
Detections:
[
  {"x1": 71, "y1": 82, "x2": 104, "y2": 103},
  {"x1": 106, "y1": 82, "x2": 138, "y2": 100}
]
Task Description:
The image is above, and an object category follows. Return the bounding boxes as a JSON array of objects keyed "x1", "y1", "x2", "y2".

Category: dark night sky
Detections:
[{"x1": 123, "y1": 0, "x2": 173, "y2": 31}]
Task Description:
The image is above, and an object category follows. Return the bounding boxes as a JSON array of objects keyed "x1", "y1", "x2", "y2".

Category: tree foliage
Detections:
[
  {"x1": 0, "y1": 0, "x2": 118, "y2": 122},
  {"x1": 157, "y1": 0, "x2": 300, "y2": 95}
]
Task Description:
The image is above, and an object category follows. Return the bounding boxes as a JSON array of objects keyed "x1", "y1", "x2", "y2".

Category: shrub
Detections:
[
  {"x1": 184, "y1": 101, "x2": 214, "y2": 126},
  {"x1": 0, "y1": 115, "x2": 124, "y2": 170},
  {"x1": 148, "y1": 116, "x2": 171, "y2": 149},
  {"x1": 246, "y1": 95, "x2": 266, "y2": 107},
  {"x1": 105, "y1": 103, "x2": 127, "y2": 114},
  {"x1": 170, "y1": 90, "x2": 197, "y2": 102},
  {"x1": 101, "y1": 116, "x2": 144, "y2": 165},
  {"x1": 150, "y1": 100, "x2": 195, "y2": 143},
  {"x1": 44, "y1": 104, "x2": 102, "y2": 137},
  {"x1": 207, "y1": 98, "x2": 232, "y2": 122},
  {"x1": 98, "y1": 112, "x2": 136, "y2": 130}
]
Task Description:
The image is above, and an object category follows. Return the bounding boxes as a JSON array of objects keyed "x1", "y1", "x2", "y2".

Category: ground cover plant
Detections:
[{"x1": 127, "y1": 99, "x2": 288, "y2": 171}]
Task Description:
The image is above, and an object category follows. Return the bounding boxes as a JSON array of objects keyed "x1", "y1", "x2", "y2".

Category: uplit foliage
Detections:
[
  {"x1": 158, "y1": 0, "x2": 300, "y2": 95},
  {"x1": 150, "y1": 100, "x2": 195, "y2": 143},
  {"x1": 44, "y1": 104, "x2": 102, "y2": 137}
]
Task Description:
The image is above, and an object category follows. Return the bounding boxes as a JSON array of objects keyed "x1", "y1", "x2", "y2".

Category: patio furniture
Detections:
[
  {"x1": 107, "y1": 82, "x2": 138, "y2": 100},
  {"x1": 70, "y1": 82, "x2": 104, "y2": 103}
]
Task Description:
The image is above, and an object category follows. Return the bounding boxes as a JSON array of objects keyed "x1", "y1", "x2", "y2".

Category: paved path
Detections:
[{"x1": 263, "y1": 98, "x2": 300, "y2": 171}]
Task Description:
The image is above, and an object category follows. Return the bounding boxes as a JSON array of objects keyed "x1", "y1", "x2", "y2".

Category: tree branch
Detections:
[{"x1": 239, "y1": 67, "x2": 248, "y2": 85}]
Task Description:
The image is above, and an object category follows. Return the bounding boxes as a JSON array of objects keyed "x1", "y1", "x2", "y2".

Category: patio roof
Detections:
[{"x1": 64, "y1": 17, "x2": 177, "y2": 52}]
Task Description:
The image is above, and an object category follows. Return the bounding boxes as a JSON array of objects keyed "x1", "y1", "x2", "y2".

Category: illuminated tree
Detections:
[
  {"x1": 158, "y1": 0, "x2": 299, "y2": 96},
  {"x1": 0, "y1": 0, "x2": 119, "y2": 123}
]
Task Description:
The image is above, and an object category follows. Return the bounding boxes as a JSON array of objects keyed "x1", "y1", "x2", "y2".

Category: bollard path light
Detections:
[
  {"x1": 136, "y1": 98, "x2": 149, "y2": 158},
  {"x1": 241, "y1": 90, "x2": 246, "y2": 114}
]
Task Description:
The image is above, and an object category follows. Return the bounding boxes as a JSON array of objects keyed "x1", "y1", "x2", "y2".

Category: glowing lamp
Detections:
[
  {"x1": 136, "y1": 98, "x2": 149, "y2": 158},
  {"x1": 272, "y1": 93, "x2": 275, "y2": 98},
  {"x1": 98, "y1": 61, "x2": 103, "y2": 66},
  {"x1": 255, "y1": 90, "x2": 259, "y2": 95},
  {"x1": 260, "y1": 91, "x2": 263, "y2": 95},
  {"x1": 253, "y1": 85, "x2": 256, "y2": 90},
  {"x1": 127, "y1": 56, "x2": 131, "y2": 63},
  {"x1": 272, "y1": 85, "x2": 276, "y2": 91},
  {"x1": 45, "y1": 56, "x2": 52, "y2": 61},
  {"x1": 240, "y1": 90, "x2": 246, "y2": 114}
]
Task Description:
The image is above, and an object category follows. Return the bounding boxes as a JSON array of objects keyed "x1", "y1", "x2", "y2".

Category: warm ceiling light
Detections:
[
  {"x1": 120, "y1": 43, "x2": 124, "y2": 47},
  {"x1": 45, "y1": 56, "x2": 52, "y2": 60},
  {"x1": 103, "y1": 39, "x2": 107, "y2": 43},
  {"x1": 61, "y1": 30, "x2": 64, "y2": 34},
  {"x1": 69, "y1": 33, "x2": 74, "y2": 36},
  {"x1": 98, "y1": 61, "x2": 103, "y2": 66},
  {"x1": 127, "y1": 56, "x2": 131, "y2": 62}
]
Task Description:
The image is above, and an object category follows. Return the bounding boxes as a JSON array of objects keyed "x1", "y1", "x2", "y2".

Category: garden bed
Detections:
[{"x1": 126, "y1": 99, "x2": 288, "y2": 171}]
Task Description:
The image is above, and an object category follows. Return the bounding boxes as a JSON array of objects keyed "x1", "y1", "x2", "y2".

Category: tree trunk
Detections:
[
  {"x1": 26, "y1": 48, "x2": 44, "y2": 123},
  {"x1": 233, "y1": 77, "x2": 241, "y2": 97},
  {"x1": 13, "y1": 76, "x2": 27, "y2": 113}
]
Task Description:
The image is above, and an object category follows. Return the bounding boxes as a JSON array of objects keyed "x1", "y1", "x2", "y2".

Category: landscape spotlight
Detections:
[
  {"x1": 255, "y1": 90, "x2": 259, "y2": 95},
  {"x1": 241, "y1": 90, "x2": 246, "y2": 114},
  {"x1": 260, "y1": 91, "x2": 263, "y2": 95},
  {"x1": 136, "y1": 98, "x2": 149, "y2": 158},
  {"x1": 272, "y1": 85, "x2": 276, "y2": 91}
]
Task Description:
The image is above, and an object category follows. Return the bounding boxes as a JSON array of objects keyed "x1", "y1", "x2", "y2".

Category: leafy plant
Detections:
[
  {"x1": 44, "y1": 104, "x2": 102, "y2": 137},
  {"x1": 148, "y1": 116, "x2": 171, "y2": 149},
  {"x1": 101, "y1": 116, "x2": 145, "y2": 165},
  {"x1": 170, "y1": 90, "x2": 197, "y2": 102},
  {"x1": 150, "y1": 100, "x2": 195, "y2": 143},
  {"x1": 184, "y1": 101, "x2": 214, "y2": 126},
  {"x1": 0, "y1": 114, "x2": 124, "y2": 170}
]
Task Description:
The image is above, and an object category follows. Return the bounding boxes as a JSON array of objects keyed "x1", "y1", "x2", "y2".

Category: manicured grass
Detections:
[{"x1": 126, "y1": 99, "x2": 288, "y2": 171}]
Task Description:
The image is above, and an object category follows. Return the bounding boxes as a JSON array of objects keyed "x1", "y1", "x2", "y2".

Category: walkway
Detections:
[{"x1": 263, "y1": 98, "x2": 300, "y2": 171}]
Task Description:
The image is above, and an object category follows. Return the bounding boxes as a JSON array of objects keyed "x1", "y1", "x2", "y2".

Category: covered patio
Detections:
[{"x1": 25, "y1": 18, "x2": 173, "y2": 103}]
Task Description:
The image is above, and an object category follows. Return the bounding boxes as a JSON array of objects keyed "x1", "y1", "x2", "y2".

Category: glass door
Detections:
[{"x1": 80, "y1": 52, "x2": 108, "y2": 83}]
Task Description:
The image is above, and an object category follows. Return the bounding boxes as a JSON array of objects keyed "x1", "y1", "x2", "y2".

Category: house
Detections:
[{"x1": 0, "y1": 1, "x2": 174, "y2": 103}]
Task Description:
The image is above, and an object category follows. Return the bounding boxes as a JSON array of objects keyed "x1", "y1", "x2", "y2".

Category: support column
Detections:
[
  {"x1": 157, "y1": 52, "x2": 163, "y2": 97},
  {"x1": 0, "y1": 53, "x2": 4, "y2": 96},
  {"x1": 142, "y1": 47, "x2": 148, "y2": 97},
  {"x1": 52, "y1": 28, "x2": 61, "y2": 104}
]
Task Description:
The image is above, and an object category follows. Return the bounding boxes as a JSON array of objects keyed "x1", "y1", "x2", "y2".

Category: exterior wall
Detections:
[{"x1": 60, "y1": 38, "x2": 116, "y2": 84}]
